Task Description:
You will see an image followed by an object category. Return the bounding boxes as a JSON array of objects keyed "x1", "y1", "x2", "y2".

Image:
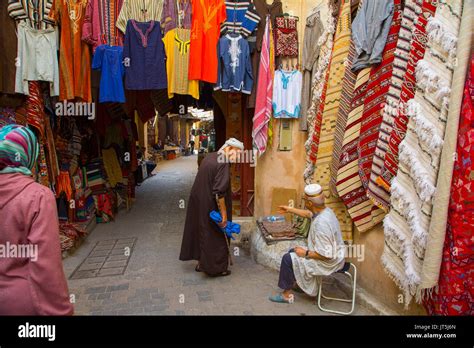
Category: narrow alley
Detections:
[{"x1": 62, "y1": 155, "x2": 373, "y2": 315}]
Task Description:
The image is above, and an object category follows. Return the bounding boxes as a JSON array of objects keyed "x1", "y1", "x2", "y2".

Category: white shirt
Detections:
[{"x1": 272, "y1": 69, "x2": 303, "y2": 118}]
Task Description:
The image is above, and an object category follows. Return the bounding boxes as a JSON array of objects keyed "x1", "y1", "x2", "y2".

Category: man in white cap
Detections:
[
  {"x1": 180, "y1": 138, "x2": 244, "y2": 277},
  {"x1": 269, "y1": 183, "x2": 345, "y2": 303}
]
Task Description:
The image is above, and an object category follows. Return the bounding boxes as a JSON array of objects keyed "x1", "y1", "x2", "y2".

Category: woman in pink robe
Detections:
[{"x1": 0, "y1": 125, "x2": 73, "y2": 315}]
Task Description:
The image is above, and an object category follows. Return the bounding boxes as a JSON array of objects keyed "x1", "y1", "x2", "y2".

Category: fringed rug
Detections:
[
  {"x1": 377, "y1": 0, "x2": 437, "y2": 196},
  {"x1": 381, "y1": 0, "x2": 463, "y2": 306}
]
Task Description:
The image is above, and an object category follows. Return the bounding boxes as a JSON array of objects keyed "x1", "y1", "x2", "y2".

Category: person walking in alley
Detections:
[
  {"x1": 179, "y1": 138, "x2": 244, "y2": 277},
  {"x1": 269, "y1": 184, "x2": 345, "y2": 303},
  {"x1": 0, "y1": 125, "x2": 73, "y2": 315}
]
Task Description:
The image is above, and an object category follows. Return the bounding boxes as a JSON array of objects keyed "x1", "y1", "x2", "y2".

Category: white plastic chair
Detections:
[{"x1": 317, "y1": 262, "x2": 357, "y2": 315}]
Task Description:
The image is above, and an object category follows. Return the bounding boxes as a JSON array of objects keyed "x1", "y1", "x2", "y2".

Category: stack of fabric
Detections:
[{"x1": 86, "y1": 159, "x2": 108, "y2": 193}]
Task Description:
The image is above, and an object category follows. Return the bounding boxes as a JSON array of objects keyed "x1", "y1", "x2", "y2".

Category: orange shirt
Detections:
[
  {"x1": 188, "y1": 0, "x2": 226, "y2": 83},
  {"x1": 49, "y1": 0, "x2": 92, "y2": 102}
]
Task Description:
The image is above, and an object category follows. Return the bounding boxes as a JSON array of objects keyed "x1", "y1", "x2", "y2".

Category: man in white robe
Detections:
[{"x1": 269, "y1": 184, "x2": 345, "y2": 303}]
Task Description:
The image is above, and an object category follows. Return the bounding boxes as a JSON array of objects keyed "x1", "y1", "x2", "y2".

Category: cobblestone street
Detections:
[{"x1": 63, "y1": 155, "x2": 374, "y2": 315}]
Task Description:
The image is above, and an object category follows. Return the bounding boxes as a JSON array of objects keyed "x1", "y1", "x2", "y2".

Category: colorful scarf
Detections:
[
  {"x1": 303, "y1": 5, "x2": 336, "y2": 183},
  {"x1": 423, "y1": 54, "x2": 474, "y2": 315},
  {"x1": 377, "y1": 0, "x2": 437, "y2": 198},
  {"x1": 381, "y1": 0, "x2": 463, "y2": 306},
  {"x1": 312, "y1": 0, "x2": 353, "y2": 241},
  {"x1": 358, "y1": 0, "x2": 401, "y2": 214},
  {"x1": 420, "y1": 0, "x2": 473, "y2": 296},
  {"x1": 0, "y1": 124, "x2": 39, "y2": 176},
  {"x1": 252, "y1": 15, "x2": 274, "y2": 155}
]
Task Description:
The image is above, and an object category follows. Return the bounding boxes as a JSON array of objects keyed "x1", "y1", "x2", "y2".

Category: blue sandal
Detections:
[{"x1": 269, "y1": 294, "x2": 291, "y2": 303}]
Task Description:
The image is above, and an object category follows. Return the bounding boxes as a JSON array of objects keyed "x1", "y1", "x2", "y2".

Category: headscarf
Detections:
[
  {"x1": 0, "y1": 125, "x2": 39, "y2": 176},
  {"x1": 218, "y1": 137, "x2": 244, "y2": 153}
]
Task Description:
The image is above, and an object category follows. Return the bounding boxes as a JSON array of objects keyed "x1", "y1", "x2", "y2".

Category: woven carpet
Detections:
[
  {"x1": 381, "y1": 0, "x2": 463, "y2": 306},
  {"x1": 312, "y1": 0, "x2": 353, "y2": 241}
]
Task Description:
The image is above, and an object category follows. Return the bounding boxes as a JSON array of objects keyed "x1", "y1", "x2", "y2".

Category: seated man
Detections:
[{"x1": 269, "y1": 184, "x2": 345, "y2": 303}]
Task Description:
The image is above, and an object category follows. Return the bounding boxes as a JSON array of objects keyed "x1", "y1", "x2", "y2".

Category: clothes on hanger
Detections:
[
  {"x1": 215, "y1": 34, "x2": 253, "y2": 94},
  {"x1": 161, "y1": 0, "x2": 192, "y2": 35},
  {"x1": 116, "y1": 0, "x2": 164, "y2": 33},
  {"x1": 123, "y1": 20, "x2": 167, "y2": 90},
  {"x1": 220, "y1": 0, "x2": 260, "y2": 37},
  {"x1": 272, "y1": 69, "x2": 302, "y2": 118}
]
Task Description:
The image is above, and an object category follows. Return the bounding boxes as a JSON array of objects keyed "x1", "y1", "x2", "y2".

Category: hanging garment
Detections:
[
  {"x1": 82, "y1": 0, "x2": 124, "y2": 51},
  {"x1": 252, "y1": 15, "x2": 274, "y2": 155},
  {"x1": 420, "y1": 0, "x2": 474, "y2": 295},
  {"x1": 311, "y1": 0, "x2": 353, "y2": 242},
  {"x1": 14, "y1": 21, "x2": 59, "y2": 97},
  {"x1": 116, "y1": 0, "x2": 164, "y2": 33},
  {"x1": 247, "y1": 0, "x2": 282, "y2": 109},
  {"x1": 377, "y1": 0, "x2": 437, "y2": 197},
  {"x1": 188, "y1": 0, "x2": 227, "y2": 83},
  {"x1": 1, "y1": 2, "x2": 19, "y2": 95},
  {"x1": 123, "y1": 20, "x2": 167, "y2": 90},
  {"x1": 381, "y1": 0, "x2": 463, "y2": 306},
  {"x1": 336, "y1": 0, "x2": 401, "y2": 232},
  {"x1": 163, "y1": 28, "x2": 199, "y2": 99},
  {"x1": 423, "y1": 55, "x2": 474, "y2": 315},
  {"x1": 220, "y1": 0, "x2": 260, "y2": 37},
  {"x1": 26, "y1": 81, "x2": 46, "y2": 138},
  {"x1": 272, "y1": 70, "x2": 302, "y2": 118},
  {"x1": 300, "y1": 9, "x2": 324, "y2": 131},
  {"x1": 303, "y1": 5, "x2": 336, "y2": 183},
  {"x1": 215, "y1": 34, "x2": 253, "y2": 94},
  {"x1": 161, "y1": 0, "x2": 192, "y2": 36},
  {"x1": 48, "y1": 0, "x2": 91, "y2": 102},
  {"x1": 351, "y1": 0, "x2": 394, "y2": 71},
  {"x1": 358, "y1": 0, "x2": 401, "y2": 208},
  {"x1": 92, "y1": 45, "x2": 125, "y2": 103},
  {"x1": 102, "y1": 147, "x2": 123, "y2": 187},
  {"x1": 329, "y1": 0, "x2": 364, "y2": 193},
  {"x1": 8, "y1": 0, "x2": 56, "y2": 29},
  {"x1": 369, "y1": 0, "x2": 423, "y2": 210},
  {"x1": 274, "y1": 16, "x2": 299, "y2": 58}
]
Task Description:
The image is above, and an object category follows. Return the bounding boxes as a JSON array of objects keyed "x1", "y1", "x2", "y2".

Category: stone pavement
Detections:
[{"x1": 62, "y1": 155, "x2": 374, "y2": 315}]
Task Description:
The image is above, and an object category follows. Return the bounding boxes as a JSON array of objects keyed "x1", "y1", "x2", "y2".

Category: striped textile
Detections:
[
  {"x1": 358, "y1": 0, "x2": 401, "y2": 210},
  {"x1": 26, "y1": 81, "x2": 45, "y2": 138},
  {"x1": 369, "y1": 0, "x2": 423, "y2": 211},
  {"x1": 336, "y1": 68, "x2": 383, "y2": 232},
  {"x1": 252, "y1": 15, "x2": 274, "y2": 155},
  {"x1": 116, "y1": 0, "x2": 164, "y2": 33},
  {"x1": 303, "y1": 4, "x2": 336, "y2": 183},
  {"x1": 381, "y1": 0, "x2": 463, "y2": 306},
  {"x1": 8, "y1": 0, "x2": 55, "y2": 29},
  {"x1": 377, "y1": 0, "x2": 437, "y2": 195},
  {"x1": 0, "y1": 124, "x2": 39, "y2": 176},
  {"x1": 312, "y1": 0, "x2": 353, "y2": 241},
  {"x1": 220, "y1": 0, "x2": 260, "y2": 37},
  {"x1": 420, "y1": 0, "x2": 474, "y2": 294},
  {"x1": 329, "y1": 20, "x2": 358, "y2": 195}
]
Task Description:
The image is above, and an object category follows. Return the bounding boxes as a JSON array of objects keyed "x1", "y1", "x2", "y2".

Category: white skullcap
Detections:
[
  {"x1": 304, "y1": 184, "x2": 322, "y2": 197},
  {"x1": 218, "y1": 137, "x2": 244, "y2": 152}
]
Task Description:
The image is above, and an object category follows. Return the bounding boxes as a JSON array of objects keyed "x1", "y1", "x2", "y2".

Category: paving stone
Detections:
[
  {"x1": 107, "y1": 254, "x2": 130, "y2": 262},
  {"x1": 98, "y1": 267, "x2": 125, "y2": 276},
  {"x1": 107, "y1": 284, "x2": 130, "y2": 292},
  {"x1": 84, "y1": 286, "x2": 108, "y2": 294},
  {"x1": 89, "y1": 250, "x2": 111, "y2": 257},
  {"x1": 93, "y1": 245, "x2": 114, "y2": 252},
  {"x1": 70, "y1": 270, "x2": 99, "y2": 279},
  {"x1": 78, "y1": 262, "x2": 103, "y2": 271},
  {"x1": 102, "y1": 260, "x2": 128, "y2": 268},
  {"x1": 85, "y1": 256, "x2": 107, "y2": 264}
]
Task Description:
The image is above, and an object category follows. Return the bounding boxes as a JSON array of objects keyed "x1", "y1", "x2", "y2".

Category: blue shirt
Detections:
[
  {"x1": 92, "y1": 45, "x2": 125, "y2": 103},
  {"x1": 123, "y1": 20, "x2": 167, "y2": 90},
  {"x1": 215, "y1": 34, "x2": 253, "y2": 94}
]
